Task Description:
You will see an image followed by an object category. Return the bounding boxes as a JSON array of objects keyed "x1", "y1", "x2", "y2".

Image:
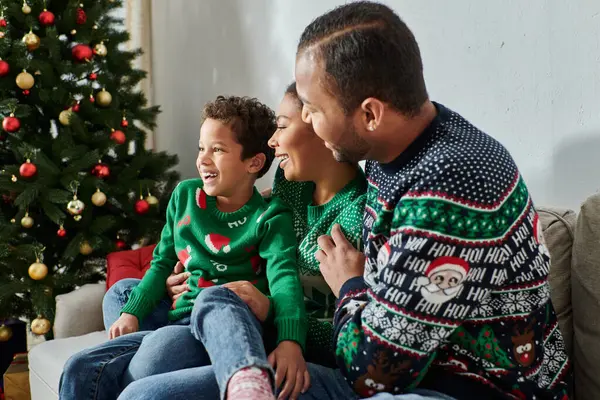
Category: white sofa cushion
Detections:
[{"x1": 29, "y1": 331, "x2": 108, "y2": 399}]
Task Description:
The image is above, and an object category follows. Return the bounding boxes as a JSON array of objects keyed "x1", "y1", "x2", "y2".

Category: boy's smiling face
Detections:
[{"x1": 197, "y1": 118, "x2": 258, "y2": 197}]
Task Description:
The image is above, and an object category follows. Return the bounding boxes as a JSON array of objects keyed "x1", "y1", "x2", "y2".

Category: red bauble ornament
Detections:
[
  {"x1": 91, "y1": 163, "x2": 110, "y2": 179},
  {"x1": 110, "y1": 129, "x2": 126, "y2": 144},
  {"x1": 0, "y1": 60, "x2": 9, "y2": 77},
  {"x1": 135, "y1": 199, "x2": 150, "y2": 215},
  {"x1": 72, "y1": 102, "x2": 80, "y2": 112},
  {"x1": 2, "y1": 115, "x2": 20, "y2": 133},
  {"x1": 72, "y1": 44, "x2": 93, "y2": 63},
  {"x1": 23, "y1": 90, "x2": 30, "y2": 96},
  {"x1": 0, "y1": 19, "x2": 6, "y2": 27},
  {"x1": 89, "y1": 72, "x2": 97, "y2": 80},
  {"x1": 19, "y1": 160, "x2": 37, "y2": 178},
  {"x1": 115, "y1": 239, "x2": 127, "y2": 250},
  {"x1": 121, "y1": 118, "x2": 128, "y2": 128},
  {"x1": 76, "y1": 8, "x2": 87, "y2": 25},
  {"x1": 89, "y1": 94, "x2": 95, "y2": 103},
  {"x1": 39, "y1": 10, "x2": 55, "y2": 26},
  {"x1": 57, "y1": 227, "x2": 67, "y2": 237}
]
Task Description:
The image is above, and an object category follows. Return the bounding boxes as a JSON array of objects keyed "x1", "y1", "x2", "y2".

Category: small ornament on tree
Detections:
[
  {"x1": 91, "y1": 161, "x2": 110, "y2": 179},
  {"x1": 135, "y1": 196, "x2": 150, "y2": 215},
  {"x1": 59, "y1": 108, "x2": 73, "y2": 126},
  {"x1": 57, "y1": 225, "x2": 67, "y2": 237},
  {"x1": 22, "y1": 31, "x2": 41, "y2": 51},
  {"x1": 116, "y1": 235, "x2": 127, "y2": 250},
  {"x1": 31, "y1": 316, "x2": 51, "y2": 335},
  {"x1": 146, "y1": 192, "x2": 159, "y2": 206},
  {"x1": 19, "y1": 159, "x2": 37, "y2": 178},
  {"x1": 28, "y1": 247, "x2": 48, "y2": 281},
  {"x1": 22, "y1": 1, "x2": 32, "y2": 15},
  {"x1": 72, "y1": 44, "x2": 93, "y2": 63},
  {"x1": 23, "y1": 89, "x2": 30, "y2": 96},
  {"x1": 96, "y1": 88, "x2": 112, "y2": 107},
  {"x1": 16, "y1": 70, "x2": 34, "y2": 89},
  {"x1": 89, "y1": 72, "x2": 98, "y2": 80},
  {"x1": 0, "y1": 59, "x2": 10, "y2": 77},
  {"x1": 110, "y1": 129, "x2": 126, "y2": 144},
  {"x1": 67, "y1": 181, "x2": 85, "y2": 221},
  {"x1": 0, "y1": 17, "x2": 7, "y2": 28},
  {"x1": 121, "y1": 116, "x2": 129, "y2": 127},
  {"x1": 11, "y1": 174, "x2": 17, "y2": 182},
  {"x1": 3, "y1": 114, "x2": 21, "y2": 132},
  {"x1": 21, "y1": 212, "x2": 34, "y2": 228},
  {"x1": 39, "y1": 9, "x2": 55, "y2": 27},
  {"x1": 91, "y1": 188, "x2": 107, "y2": 206},
  {"x1": 76, "y1": 6, "x2": 87, "y2": 25},
  {"x1": 89, "y1": 93, "x2": 95, "y2": 103},
  {"x1": 94, "y1": 41, "x2": 107, "y2": 57},
  {"x1": 79, "y1": 240, "x2": 93, "y2": 255},
  {"x1": 0, "y1": 324, "x2": 12, "y2": 342},
  {"x1": 72, "y1": 101, "x2": 81, "y2": 112}
]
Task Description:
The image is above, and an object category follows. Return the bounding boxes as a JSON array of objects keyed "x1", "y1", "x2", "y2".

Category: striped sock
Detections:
[{"x1": 226, "y1": 367, "x2": 274, "y2": 400}]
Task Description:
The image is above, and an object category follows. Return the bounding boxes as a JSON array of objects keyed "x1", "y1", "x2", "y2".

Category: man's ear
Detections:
[
  {"x1": 247, "y1": 153, "x2": 266, "y2": 175},
  {"x1": 360, "y1": 98, "x2": 385, "y2": 132}
]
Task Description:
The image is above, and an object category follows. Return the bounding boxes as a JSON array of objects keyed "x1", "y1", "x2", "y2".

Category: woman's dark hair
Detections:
[{"x1": 284, "y1": 82, "x2": 302, "y2": 109}]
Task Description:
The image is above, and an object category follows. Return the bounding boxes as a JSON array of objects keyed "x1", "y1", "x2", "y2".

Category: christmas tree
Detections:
[
  {"x1": 450, "y1": 326, "x2": 514, "y2": 368},
  {"x1": 0, "y1": 0, "x2": 179, "y2": 340}
]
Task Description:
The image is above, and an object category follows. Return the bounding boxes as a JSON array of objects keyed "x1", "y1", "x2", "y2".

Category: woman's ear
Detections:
[{"x1": 247, "y1": 153, "x2": 266, "y2": 175}]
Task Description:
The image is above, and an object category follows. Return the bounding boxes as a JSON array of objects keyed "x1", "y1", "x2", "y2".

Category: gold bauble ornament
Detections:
[
  {"x1": 21, "y1": 213, "x2": 34, "y2": 228},
  {"x1": 67, "y1": 196, "x2": 85, "y2": 216},
  {"x1": 94, "y1": 42, "x2": 107, "y2": 57},
  {"x1": 91, "y1": 189, "x2": 107, "y2": 206},
  {"x1": 22, "y1": 3, "x2": 32, "y2": 15},
  {"x1": 59, "y1": 109, "x2": 73, "y2": 126},
  {"x1": 0, "y1": 324, "x2": 12, "y2": 342},
  {"x1": 22, "y1": 32, "x2": 40, "y2": 51},
  {"x1": 31, "y1": 316, "x2": 51, "y2": 335},
  {"x1": 0, "y1": 32, "x2": 5, "y2": 39},
  {"x1": 16, "y1": 71, "x2": 34, "y2": 90},
  {"x1": 80, "y1": 240, "x2": 93, "y2": 255},
  {"x1": 11, "y1": 175, "x2": 17, "y2": 182},
  {"x1": 96, "y1": 89, "x2": 112, "y2": 107},
  {"x1": 71, "y1": 29, "x2": 77, "y2": 35},
  {"x1": 28, "y1": 261, "x2": 48, "y2": 280},
  {"x1": 146, "y1": 195, "x2": 159, "y2": 206}
]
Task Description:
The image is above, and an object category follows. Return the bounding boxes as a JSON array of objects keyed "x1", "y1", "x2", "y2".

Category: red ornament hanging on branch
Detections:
[
  {"x1": 0, "y1": 60, "x2": 8, "y2": 77},
  {"x1": 57, "y1": 225, "x2": 67, "y2": 237},
  {"x1": 19, "y1": 159, "x2": 37, "y2": 178},
  {"x1": 135, "y1": 198, "x2": 150, "y2": 215},
  {"x1": 39, "y1": 10, "x2": 55, "y2": 27},
  {"x1": 110, "y1": 129, "x2": 126, "y2": 144},
  {"x1": 91, "y1": 162, "x2": 110, "y2": 179},
  {"x1": 89, "y1": 72, "x2": 97, "y2": 80},
  {"x1": 121, "y1": 117, "x2": 129, "y2": 127},
  {"x1": 0, "y1": 18, "x2": 6, "y2": 28},
  {"x1": 115, "y1": 239, "x2": 127, "y2": 250},
  {"x1": 76, "y1": 7, "x2": 87, "y2": 25},
  {"x1": 72, "y1": 101, "x2": 81, "y2": 112},
  {"x1": 72, "y1": 44, "x2": 93, "y2": 63},
  {"x1": 3, "y1": 114, "x2": 20, "y2": 133}
]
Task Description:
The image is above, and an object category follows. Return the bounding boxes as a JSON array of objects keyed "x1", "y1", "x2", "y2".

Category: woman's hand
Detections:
[
  {"x1": 223, "y1": 281, "x2": 270, "y2": 322},
  {"x1": 165, "y1": 261, "x2": 190, "y2": 302},
  {"x1": 268, "y1": 341, "x2": 310, "y2": 400},
  {"x1": 109, "y1": 313, "x2": 139, "y2": 339}
]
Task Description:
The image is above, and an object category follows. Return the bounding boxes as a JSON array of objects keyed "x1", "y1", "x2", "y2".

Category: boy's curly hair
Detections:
[{"x1": 202, "y1": 96, "x2": 276, "y2": 178}]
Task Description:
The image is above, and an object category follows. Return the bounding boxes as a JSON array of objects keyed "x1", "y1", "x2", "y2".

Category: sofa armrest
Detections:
[{"x1": 53, "y1": 283, "x2": 106, "y2": 339}]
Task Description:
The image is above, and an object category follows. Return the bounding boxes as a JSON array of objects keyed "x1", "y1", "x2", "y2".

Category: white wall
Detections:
[{"x1": 151, "y1": 0, "x2": 600, "y2": 210}]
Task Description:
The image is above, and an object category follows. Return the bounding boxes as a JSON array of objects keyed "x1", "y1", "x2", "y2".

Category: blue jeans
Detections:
[
  {"x1": 119, "y1": 362, "x2": 454, "y2": 400},
  {"x1": 59, "y1": 279, "x2": 272, "y2": 400}
]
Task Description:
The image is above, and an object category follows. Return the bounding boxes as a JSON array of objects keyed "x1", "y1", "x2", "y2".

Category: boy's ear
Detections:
[{"x1": 247, "y1": 153, "x2": 266, "y2": 175}]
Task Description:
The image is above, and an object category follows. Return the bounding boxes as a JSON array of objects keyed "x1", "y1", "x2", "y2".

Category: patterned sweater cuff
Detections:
[{"x1": 337, "y1": 276, "x2": 367, "y2": 303}]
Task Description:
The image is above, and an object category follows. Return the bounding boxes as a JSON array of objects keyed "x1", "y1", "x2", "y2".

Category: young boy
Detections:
[{"x1": 110, "y1": 96, "x2": 306, "y2": 399}]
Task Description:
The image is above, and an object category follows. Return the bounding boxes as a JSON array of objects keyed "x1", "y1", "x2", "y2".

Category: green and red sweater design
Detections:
[
  {"x1": 121, "y1": 179, "x2": 306, "y2": 348},
  {"x1": 334, "y1": 103, "x2": 571, "y2": 399}
]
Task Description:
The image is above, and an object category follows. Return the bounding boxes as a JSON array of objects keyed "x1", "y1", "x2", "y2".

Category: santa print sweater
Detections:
[
  {"x1": 272, "y1": 167, "x2": 366, "y2": 366},
  {"x1": 121, "y1": 179, "x2": 306, "y2": 348},
  {"x1": 334, "y1": 103, "x2": 571, "y2": 400}
]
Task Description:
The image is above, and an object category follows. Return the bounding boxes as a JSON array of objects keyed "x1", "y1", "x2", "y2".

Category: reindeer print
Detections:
[
  {"x1": 511, "y1": 319, "x2": 536, "y2": 367},
  {"x1": 354, "y1": 351, "x2": 411, "y2": 397}
]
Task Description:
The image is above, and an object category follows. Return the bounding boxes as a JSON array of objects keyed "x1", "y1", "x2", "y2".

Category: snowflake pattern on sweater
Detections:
[{"x1": 334, "y1": 103, "x2": 571, "y2": 399}]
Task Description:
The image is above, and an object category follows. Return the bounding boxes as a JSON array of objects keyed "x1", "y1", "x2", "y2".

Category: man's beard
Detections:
[{"x1": 330, "y1": 124, "x2": 369, "y2": 163}]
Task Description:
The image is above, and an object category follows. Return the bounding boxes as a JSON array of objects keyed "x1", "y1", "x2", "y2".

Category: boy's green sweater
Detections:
[
  {"x1": 121, "y1": 179, "x2": 306, "y2": 348},
  {"x1": 272, "y1": 167, "x2": 367, "y2": 365}
]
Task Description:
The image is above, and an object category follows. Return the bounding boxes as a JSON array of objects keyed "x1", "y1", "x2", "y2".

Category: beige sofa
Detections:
[{"x1": 28, "y1": 195, "x2": 600, "y2": 400}]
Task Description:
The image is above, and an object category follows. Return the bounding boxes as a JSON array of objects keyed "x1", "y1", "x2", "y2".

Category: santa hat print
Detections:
[
  {"x1": 377, "y1": 242, "x2": 391, "y2": 268},
  {"x1": 198, "y1": 277, "x2": 219, "y2": 288},
  {"x1": 425, "y1": 256, "x2": 470, "y2": 279},
  {"x1": 205, "y1": 233, "x2": 231, "y2": 254},
  {"x1": 196, "y1": 188, "x2": 207, "y2": 209},
  {"x1": 532, "y1": 214, "x2": 545, "y2": 245},
  {"x1": 177, "y1": 245, "x2": 193, "y2": 268}
]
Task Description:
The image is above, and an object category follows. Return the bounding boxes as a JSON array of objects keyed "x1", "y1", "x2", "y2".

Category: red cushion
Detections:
[{"x1": 106, "y1": 245, "x2": 156, "y2": 290}]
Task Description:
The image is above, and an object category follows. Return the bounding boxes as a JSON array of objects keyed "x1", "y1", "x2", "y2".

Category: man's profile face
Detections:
[{"x1": 295, "y1": 50, "x2": 369, "y2": 163}]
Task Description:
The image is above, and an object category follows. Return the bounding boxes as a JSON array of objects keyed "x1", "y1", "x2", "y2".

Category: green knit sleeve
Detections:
[
  {"x1": 332, "y1": 193, "x2": 367, "y2": 251},
  {"x1": 120, "y1": 185, "x2": 180, "y2": 322},
  {"x1": 257, "y1": 199, "x2": 307, "y2": 350}
]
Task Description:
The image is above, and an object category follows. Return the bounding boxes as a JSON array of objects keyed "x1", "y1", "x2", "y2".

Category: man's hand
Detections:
[
  {"x1": 166, "y1": 261, "x2": 190, "y2": 302},
  {"x1": 315, "y1": 224, "x2": 365, "y2": 297},
  {"x1": 223, "y1": 281, "x2": 270, "y2": 322},
  {"x1": 109, "y1": 313, "x2": 139, "y2": 339},
  {"x1": 268, "y1": 341, "x2": 310, "y2": 400}
]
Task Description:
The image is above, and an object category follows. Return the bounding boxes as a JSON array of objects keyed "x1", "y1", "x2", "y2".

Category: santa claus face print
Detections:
[
  {"x1": 416, "y1": 256, "x2": 470, "y2": 305},
  {"x1": 430, "y1": 270, "x2": 463, "y2": 290}
]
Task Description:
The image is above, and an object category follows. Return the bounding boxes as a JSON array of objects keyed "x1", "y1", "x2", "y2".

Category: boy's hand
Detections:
[
  {"x1": 166, "y1": 261, "x2": 190, "y2": 302},
  {"x1": 268, "y1": 341, "x2": 310, "y2": 400},
  {"x1": 109, "y1": 313, "x2": 139, "y2": 339},
  {"x1": 224, "y1": 281, "x2": 270, "y2": 322}
]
